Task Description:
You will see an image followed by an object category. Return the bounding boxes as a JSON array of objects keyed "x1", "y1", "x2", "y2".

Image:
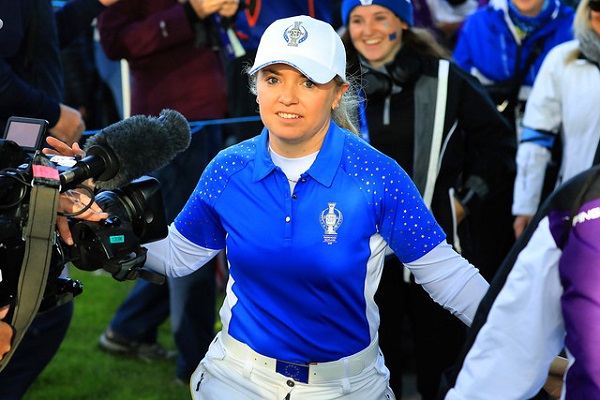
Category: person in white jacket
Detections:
[{"x1": 512, "y1": 0, "x2": 600, "y2": 238}]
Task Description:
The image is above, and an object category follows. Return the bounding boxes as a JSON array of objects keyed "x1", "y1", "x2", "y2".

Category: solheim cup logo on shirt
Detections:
[
  {"x1": 320, "y1": 202, "x2": 343, "y2": 244},
  {"x1": 283, "y1": 21, "x2": 308, "y2": 47}
]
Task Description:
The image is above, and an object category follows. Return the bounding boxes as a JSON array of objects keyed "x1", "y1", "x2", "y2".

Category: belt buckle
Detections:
[{"x1": 275, "y1": 360, "x2": 310, "y2": 383}]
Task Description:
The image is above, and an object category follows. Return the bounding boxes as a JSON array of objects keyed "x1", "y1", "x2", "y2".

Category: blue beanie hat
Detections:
[{"x1": 341, "y1": 0, "x2": 414, "y2": 27}]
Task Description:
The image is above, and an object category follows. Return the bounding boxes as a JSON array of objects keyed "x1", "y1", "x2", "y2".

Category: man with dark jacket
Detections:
[
  {"x1": 0, "y1": 0, "x2": 118, "y2": 397},
  {"x1": 96, "y1": 0, "x2": 237, "y2": 384}
]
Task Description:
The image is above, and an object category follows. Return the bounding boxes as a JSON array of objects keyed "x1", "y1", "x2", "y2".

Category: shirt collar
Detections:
[{"x1": 252, "y1": 121, "x2": 346, "y2": 187}]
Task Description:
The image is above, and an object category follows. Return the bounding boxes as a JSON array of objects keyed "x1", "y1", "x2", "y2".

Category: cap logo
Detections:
[
  {"x1": 283, "y1": 21, "x2": 308, "y2": 47},
  {"x1": 359, "y1": 0, "x2": 374, "y2": 4}
]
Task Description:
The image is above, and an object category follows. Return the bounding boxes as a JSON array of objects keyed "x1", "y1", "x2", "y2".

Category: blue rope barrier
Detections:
[
  {"x1": 83, "y1": 115, "x2": 262, "y2": 137},
  {"x1": 189, "y1": 116, "x2": 262, "y2": 134}
]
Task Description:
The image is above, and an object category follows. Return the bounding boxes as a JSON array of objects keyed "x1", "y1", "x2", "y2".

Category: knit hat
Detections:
[
  {"x1": 341, "y1": 0, "x2": 414, "y2": 27},
  {"x1": 248, "y1": 15, "x2": 347, "y2": 84}
]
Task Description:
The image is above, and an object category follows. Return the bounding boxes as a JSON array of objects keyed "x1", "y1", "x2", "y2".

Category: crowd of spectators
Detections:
[{"x1": 3, "y1": 0, "x2": 596, "y2": 398}]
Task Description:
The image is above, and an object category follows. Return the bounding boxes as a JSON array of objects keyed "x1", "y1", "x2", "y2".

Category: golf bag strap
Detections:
[{"x1": 0, "y1": 164, "x2": 60, "y2": 371}]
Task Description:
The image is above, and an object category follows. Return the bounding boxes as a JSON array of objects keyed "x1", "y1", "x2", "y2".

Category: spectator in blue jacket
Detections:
[{"x1": 453, "y1": 0, "x2": 574, "y2": 137}]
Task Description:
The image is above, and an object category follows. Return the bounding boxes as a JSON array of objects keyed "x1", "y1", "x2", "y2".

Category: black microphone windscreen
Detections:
[{"x1": 84, "y1": 109, "x2": 191, "y2": 190}]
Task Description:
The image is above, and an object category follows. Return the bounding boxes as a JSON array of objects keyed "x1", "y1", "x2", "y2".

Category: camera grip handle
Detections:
[{"x1": 104, "y1": 247, "x2": 166, "y2": 285}]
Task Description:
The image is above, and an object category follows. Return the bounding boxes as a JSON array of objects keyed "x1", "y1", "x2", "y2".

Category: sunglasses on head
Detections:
[{"x1": 590, "y1": 0, "x2": 600, "y2": 12}]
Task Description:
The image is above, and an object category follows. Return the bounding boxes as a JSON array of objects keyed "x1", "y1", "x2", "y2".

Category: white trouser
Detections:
[{"x1": 190, "y1": 331, "x2": 396, "y2": 400}]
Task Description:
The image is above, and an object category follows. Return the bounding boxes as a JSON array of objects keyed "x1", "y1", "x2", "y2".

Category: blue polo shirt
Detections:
[{"x1": 174, "y1": 121, "x2": 445, "y2": 363}]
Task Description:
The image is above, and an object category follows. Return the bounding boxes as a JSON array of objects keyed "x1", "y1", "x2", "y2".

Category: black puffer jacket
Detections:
[{"x1": 357, "y1": 46, "x2": 517, "y2": 277}]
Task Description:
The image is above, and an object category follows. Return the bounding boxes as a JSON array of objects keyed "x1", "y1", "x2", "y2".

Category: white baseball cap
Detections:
[{"x1": 248, "y1": 15, "x2": 347, "y2": 84}]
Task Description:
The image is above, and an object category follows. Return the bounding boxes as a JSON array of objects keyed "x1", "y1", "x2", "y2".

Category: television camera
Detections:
[{"x1": 0, "y1": 117, "x2": 168, "y2": 317}]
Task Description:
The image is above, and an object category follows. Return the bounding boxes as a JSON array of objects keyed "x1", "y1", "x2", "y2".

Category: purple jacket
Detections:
[{"x1": 444, "y1": 165, "x2": 600, "y2": 398}]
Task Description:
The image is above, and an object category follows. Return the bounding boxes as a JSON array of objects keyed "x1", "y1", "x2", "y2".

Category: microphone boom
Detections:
[{"x1": 59, "y1": 109, "x2": 191, "y2": 191}]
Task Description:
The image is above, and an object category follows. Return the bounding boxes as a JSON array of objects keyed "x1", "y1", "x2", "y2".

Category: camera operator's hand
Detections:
[
  {"x1": 57, "y1": 189, "x2": 109, "y2": 245},
  {"x1": 43, "y1": 135, "x2": 85, "y2": 158},
  {"x1": 43, "y1": 136, "x2": 98, "y2": 190},
  {"x1": 44, "y1": 135, "x2": 96, "y2": 187},
  {"x1": 0, "y1": 306, "x2": 13, "y2": 361},
  {"x1": 43, "y1": 137, "x2": 109, "y2": 245}
]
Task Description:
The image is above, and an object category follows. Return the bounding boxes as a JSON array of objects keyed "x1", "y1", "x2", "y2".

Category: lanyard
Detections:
[{"x1": 357, "y1": 89, "x2": 370, "y2": 143}]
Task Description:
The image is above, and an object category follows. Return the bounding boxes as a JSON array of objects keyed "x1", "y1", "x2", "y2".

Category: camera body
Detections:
[{"x1": 0, "y1": 117, "x2": 168, "y2": 314}]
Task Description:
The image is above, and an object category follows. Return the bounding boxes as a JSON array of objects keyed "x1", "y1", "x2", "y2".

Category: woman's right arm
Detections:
[
  {"x1": 144, "y1": 224, "x2": 222, "y2": 277},
  {"x1": 404, "y1": 241, "x2": 488, "y2": 326}
]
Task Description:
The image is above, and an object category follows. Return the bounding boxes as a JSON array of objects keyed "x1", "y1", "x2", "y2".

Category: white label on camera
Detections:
[{"x1": 49, "y1": 155, "x2": 78, "y2": 168}]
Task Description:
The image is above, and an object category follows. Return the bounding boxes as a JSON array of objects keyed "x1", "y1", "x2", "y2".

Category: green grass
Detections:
[{"x1": 23, "y1": 268, "x2": 196, "y2": 400}]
